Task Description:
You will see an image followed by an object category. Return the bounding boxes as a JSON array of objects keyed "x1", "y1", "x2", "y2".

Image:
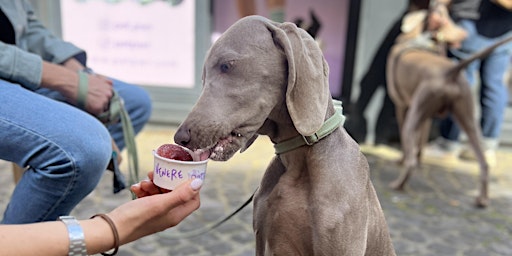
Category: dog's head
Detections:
[{"x1": 174, "y1": 15, "x2": 330, "y2": 161}]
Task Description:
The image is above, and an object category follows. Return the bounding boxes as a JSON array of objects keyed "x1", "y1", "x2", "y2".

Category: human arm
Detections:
[
  {"x1": 491, "y1": 0, "x2": 512, "y2": 11},
  {"x1": 0, "y1": 173, "x2": 202, "y2": 256},
  {"x1": 17, "y1": 0, "x2": 85, "y2": 66},
  {"x1": 0, "y1": 40, "x2": 112, "y2": 117}
]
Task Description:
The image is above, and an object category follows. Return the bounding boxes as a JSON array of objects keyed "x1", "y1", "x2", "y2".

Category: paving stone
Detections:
[
  {"x1": 402, "y1": 230, "x2": 426, "y2": 243},
  {"x1": 426, "y1": 242, "x2": 457, "y2": 255},
  {"x1": 205, "y1": 243, "x2": 233, "y2": 255},
  {"x1": 1, "y1": 125, "x2": 512, "y2": 255}
]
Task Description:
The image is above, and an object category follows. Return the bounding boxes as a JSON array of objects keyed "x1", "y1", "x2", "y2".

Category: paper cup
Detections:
[{"x1": 153, "y1": 151, "x2": 208, "y2": 190}]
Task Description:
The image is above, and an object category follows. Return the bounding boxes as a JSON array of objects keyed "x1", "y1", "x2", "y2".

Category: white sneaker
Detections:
[
  {"x1": 423, "y1": 137, "x2": 462, "y2": 162},
  {"x1": 459, "y1": 137, "x2": 498, "y2": 167},
  {"x1": 459, "y1": 148, "x2": 497, "y2": 167}
]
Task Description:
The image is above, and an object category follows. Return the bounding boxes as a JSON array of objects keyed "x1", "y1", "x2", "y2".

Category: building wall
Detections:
[{"x1": 212, "y1": 0, "x2": 350, "y2": 98}]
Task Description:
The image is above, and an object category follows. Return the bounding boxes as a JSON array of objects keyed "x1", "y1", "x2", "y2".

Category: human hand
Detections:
[
  {"x1": 60, "y1": 59, "x2": 113, "y2": 115},
  {"x1": 82, "y1": 73, "x2": 114, "y2": 116},
  {"x1": 108, "y1": 172, "x2": 202, "y2": 245},
  {"x1": 427, "y1": 3, "x2": 467, "y2": 49},
  {"x1": 40, "y1": 62, "x2": 112, "y2": 115}
]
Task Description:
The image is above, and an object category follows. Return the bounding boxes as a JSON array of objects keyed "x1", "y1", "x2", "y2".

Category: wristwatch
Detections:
[{"x1": 59, "y1": 216, "x2": 88, "y2": 256}]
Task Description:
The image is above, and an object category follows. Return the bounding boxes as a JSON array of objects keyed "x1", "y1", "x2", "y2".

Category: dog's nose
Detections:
[{"x1": 174, "y1": 125, "x2": 191, "y2": 146}]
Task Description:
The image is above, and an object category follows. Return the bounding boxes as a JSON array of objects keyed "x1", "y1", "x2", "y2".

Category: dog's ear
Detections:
[{"x1": 269, "y1": 21, "x2": 330, "y2": 136}]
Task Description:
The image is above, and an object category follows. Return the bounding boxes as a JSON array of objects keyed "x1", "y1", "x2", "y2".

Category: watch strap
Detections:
[{"x1": 59, "y1": 216, "x2": 88, "y2": 256}]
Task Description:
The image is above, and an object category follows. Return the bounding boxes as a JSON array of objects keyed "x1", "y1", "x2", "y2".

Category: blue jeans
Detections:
[
  {"x1": 0, "y1": 78, "x2": 151, "y2": 224},
  {"x1": 440, "y1": 19, "x2": 512, "y2": 143}
]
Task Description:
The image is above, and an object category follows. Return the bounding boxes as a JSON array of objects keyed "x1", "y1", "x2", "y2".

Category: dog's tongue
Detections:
[
  {"x1": 197, "y1": 149, "x2": 211, "y2": 161},
  {"x1": 186, "y1": 148, "x2": 211, "y2": 161},
  {"x1": 181, "y1": 147, "x2": 211, "y2": 161}
]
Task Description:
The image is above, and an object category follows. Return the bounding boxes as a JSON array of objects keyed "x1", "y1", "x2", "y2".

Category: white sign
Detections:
[{"x1": 61, "y1": 0, "x2": 195, "y2": 88}]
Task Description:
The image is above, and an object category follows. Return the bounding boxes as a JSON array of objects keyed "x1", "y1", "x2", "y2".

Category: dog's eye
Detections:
[
  {"x1": 220, "y1": 61, "x2": 233, "y2": 73},
  {"x1": 220, "y1": 63, "x2": 230, "y2": 73}
]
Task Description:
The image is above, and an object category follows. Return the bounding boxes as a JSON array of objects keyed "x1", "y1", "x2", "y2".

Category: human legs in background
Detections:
[
  {"x1": 478, "y1": 50, "x2": 510, "y2": 142},
  {"x1": 436, "y1": 19, "x2": 512, "y2": 163},
  {"x1": 266, "y1": 0, "x2": 285, "y2": 23},
  {"x1": 235, "y1": 0, "x2": 286, "y2": 22},
  {"x1": 236, "y1": 0, "x2": 256, "y2": 18},
  {"x1": 0, "y1": 80, "x2": 112, "y2": 224},
  {"x1": 374, "y1": 93, "x2": 400, "y2": 145},
  {"x1": 345, "y1": 17, "x2": 403, "y2": 144}
]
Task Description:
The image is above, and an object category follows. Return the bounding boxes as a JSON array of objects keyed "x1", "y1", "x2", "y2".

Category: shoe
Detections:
[
  {"x1": 423, "y1": 137, "x2": 461, "y2": 163},
  {"x1": 459, "y1": 137, "x2": 498, "y2": 167},
  {"x1": 459, "y1": 148, "x2": 497, "y2": 167}
]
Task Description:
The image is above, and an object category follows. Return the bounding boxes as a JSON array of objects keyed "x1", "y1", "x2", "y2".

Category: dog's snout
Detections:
[{"x1": 174, "y1": 125, "x2": 191, "y2": 146}]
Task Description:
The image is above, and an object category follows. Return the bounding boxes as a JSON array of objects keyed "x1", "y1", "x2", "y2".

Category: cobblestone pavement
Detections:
[{"x1": 1, "y1": 125, "x2": 511, "y2": 255}]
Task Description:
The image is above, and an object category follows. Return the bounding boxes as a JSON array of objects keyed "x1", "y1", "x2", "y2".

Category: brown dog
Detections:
[
  {"x1": 386, "y1": 13, "x2": 512, "y2": 207},
  {"x1": 174, "y1": 16, "x2": 396, "y2": 255}
]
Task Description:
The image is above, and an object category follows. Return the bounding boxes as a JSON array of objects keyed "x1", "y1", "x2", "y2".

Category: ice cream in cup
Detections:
[{"x1": 153, "y1": 144, "x2": 208, "y2": 190}]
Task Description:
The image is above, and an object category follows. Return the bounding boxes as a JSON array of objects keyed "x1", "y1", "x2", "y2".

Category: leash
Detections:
[
  {"x1": 160, "y1": 188, "x2": 258, "y2": 240},
  {"x1": 77, "y1": 70, "x2": 139, "y2": 195},
  {"x1": 274, "y1": 99, "x2": 346, "y2": 154}
]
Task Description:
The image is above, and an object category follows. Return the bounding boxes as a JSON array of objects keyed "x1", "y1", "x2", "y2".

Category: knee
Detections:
[{"x1": 71, "y1": 126, "x2": 112, "y2": 192}]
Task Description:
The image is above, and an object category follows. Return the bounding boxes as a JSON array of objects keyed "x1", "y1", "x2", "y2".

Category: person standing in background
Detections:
[
  {"x1": 345, "y1": 0, "x2": 430, "y2": 145},
  {"x1": 428, "y1": 0, "x2": 512, "y2": 165}
]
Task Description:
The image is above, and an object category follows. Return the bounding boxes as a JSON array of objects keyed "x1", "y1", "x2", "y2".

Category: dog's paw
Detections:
[
  {"x1": 389, "y1": 180, "x2": 405, "y2": 191},
  {"x1": 474, "y1": 196, "x2": 489, "y2": 208}
]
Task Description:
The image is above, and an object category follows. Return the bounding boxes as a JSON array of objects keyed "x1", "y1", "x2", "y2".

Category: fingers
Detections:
[
  {"x1": 163, "y1": 193, "x2": 201, "y2": 225},
  {"x1": 159, "y1": 179, "x2": 203, "y2": 210},
  {"x1": 130, "y1": 180, "x2": 160, "y2": 198},
  {"x1": 127, "y1": 178, "x2": 203, "y2": 235},
  {"x1": 85, "y1": 74, "x2": 114, "y2": 115},
  {"x1": 130, "y1": 171, "x2": 202, "y2": 199}
]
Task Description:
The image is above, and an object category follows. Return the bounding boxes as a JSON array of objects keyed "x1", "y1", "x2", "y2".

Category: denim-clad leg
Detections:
[
  {"x1": 0, "y1": 80, "x2": 112, "y2": 224},
  {"x1": 440, "y1": 19, "x2": 512, "y2": 144},
  {"x1": 479, "y1": 51, "x2": 510, "y2": 139}
]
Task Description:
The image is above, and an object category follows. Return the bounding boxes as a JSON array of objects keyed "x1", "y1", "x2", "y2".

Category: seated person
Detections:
[{"x1": 0, "y1": 0, "x2": 152, "y2": 224}]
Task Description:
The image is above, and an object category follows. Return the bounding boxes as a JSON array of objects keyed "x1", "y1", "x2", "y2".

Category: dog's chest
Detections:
[{"x1": 254, "y1": 181, "x2": 314, "y2": 253}]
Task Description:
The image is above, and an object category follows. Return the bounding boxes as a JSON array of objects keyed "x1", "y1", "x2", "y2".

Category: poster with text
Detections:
[{"x1": 61, "y1": 0, "x2": 195, "y2": 88}]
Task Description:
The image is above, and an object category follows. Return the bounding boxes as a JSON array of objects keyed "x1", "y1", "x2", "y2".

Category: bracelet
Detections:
[{"x1": 90, "y1": 214, "x2": 120, "y2": 256}]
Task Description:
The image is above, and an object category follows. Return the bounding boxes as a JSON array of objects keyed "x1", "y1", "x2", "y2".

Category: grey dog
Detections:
[{"x1": 174, "y1": 16, "x2": 395, "y2": 255}]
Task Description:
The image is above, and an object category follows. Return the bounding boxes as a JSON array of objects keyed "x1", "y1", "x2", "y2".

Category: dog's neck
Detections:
[{"x1": 272, "y1": 100, "x2": 345, "y2": 154}]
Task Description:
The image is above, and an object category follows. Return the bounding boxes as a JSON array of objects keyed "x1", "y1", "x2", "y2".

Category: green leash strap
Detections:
[
  {"x1": 77, "y1": 71, "x2": 89, "y2": 110},
  {"x1": 76, "y1": 70, "x2": 139, "y2": 194},
  {"x1": 274, "y1": 99, "x2": 346, "y2": 154},
  {"x1": 114, "y1": 92, "x2": 140, "y2": 188},
  {"x1": 160, "y1": 188, "x2": 257, "y2": 240}
]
